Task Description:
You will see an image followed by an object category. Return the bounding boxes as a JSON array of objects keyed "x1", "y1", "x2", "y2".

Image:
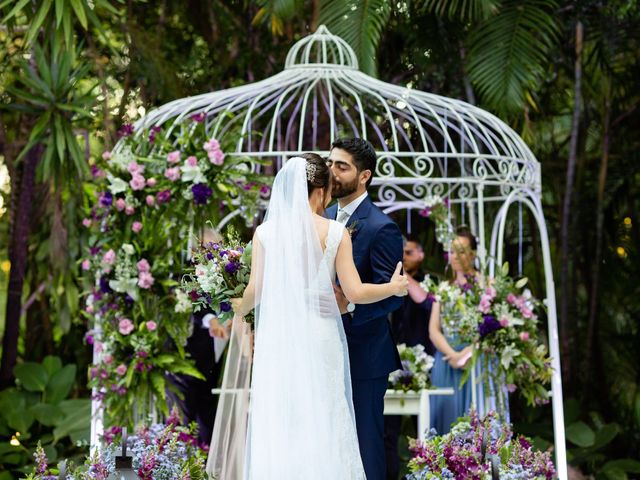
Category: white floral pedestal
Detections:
[{"x1": 383, "y1": 388, "x2": 454, "y2": 439}]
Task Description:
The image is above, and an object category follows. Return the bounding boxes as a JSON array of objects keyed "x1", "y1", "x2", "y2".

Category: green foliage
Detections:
[
  {"x1": 320, "y1": 0, "x2": 392, "y2": 76},
  {"x1": 0, "y1": 357, "x2": 89, "y2": 479},
  {"x1": 420, "y1": 0, "x2": 501, "y2": 21}
]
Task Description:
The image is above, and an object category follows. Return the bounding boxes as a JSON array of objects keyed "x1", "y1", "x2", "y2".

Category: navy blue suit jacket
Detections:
[{"x1": 327, "y1": 197, "x2": 403, "y2": 380}]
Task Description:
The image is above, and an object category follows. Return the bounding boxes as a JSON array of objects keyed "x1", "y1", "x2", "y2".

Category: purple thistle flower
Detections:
[
  {"x1": 118, "y1": 123, "x2": 134, "y2": 137},
  {"x1": 190, "y1": 112, "x2": 206, "y2": 123},
  {"x1": 192, "y1": 183, "x2": 213, "y2": 205},
  {"x1": 148, "y1": 125, "x2": 162, "y2": 143}
]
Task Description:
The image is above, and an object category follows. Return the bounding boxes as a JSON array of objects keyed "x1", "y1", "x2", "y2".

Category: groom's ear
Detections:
[{"x1": 359, "y1": 169, "x2": 372, "y2": 185}]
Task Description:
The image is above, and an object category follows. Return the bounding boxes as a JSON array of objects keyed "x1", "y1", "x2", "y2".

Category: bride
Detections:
[{"x1": 207, "y1": 154, "x2": 407, "y2": 479}]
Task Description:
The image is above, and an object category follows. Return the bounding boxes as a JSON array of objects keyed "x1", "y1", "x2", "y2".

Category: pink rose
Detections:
[
  {"x1": 485, "y1": 286, "x2": 497, "y2": 299},
  {"x1": 478, "y1": 295, "x2": 492, "y2": 313},
  {"x1": 115, "y1": 364, "x2": 127, "y2": 376},
  {"x1": 132, "y1": 221, "x2": 143, "y2": 233},
  {"x1": 164, "y1": 167, "x2": 180, "y2": 182},
  {"x1": 127, "y1": 161, "x2": 144, "y2": 175},
  {"x1": 520, "y1": 307, "x2": 534, "y2": 319},
  {"x1": 103, "y1": 354, "x2": 113, "y2": 365},
  {"x1": 95, "y1": 342, "x2": 104, "y2": 353},
  {"x1": 82, "y1": 259, "x2": 91, "y2": 271},
  {"x1": 118, "y1": 318, "x2": 135, "y2": 335},
  {"x1": 167, "y1": 150, "x2": 181, "y2": 164},
  {"x1": 138, "y1": 271, "x2": 154, "y2": 289},
  {"x1": 130, "y1": 174, "x2": 146, "y2": 191},
  {"x1": 102, "y1": 249, "x2": 116, "y2": 265},
  {"x1": 125, "y1": 205, "x2": 135, "y2": 216},
  {"x1": 115, "y1": 198, "x2": 126, "y2": 211},
  {"x1": 146, "y1": 195, "x2": 155, "y2": 207},
  {"x1": 520, "y1": 331, "x2": 530, "y2": 341},
  {"x1": 146, "y1": 321, "x2": 157, "y2": 331},
  {"x1": 203, "y1": 139, "x2": 220, "y2": 151},
  {"x1": 499, "y1": 317, "x2": 510, "y2": 327},
  {"x1": 137, "y1": 259, "x2": 150, "y2": 273},
  {"x1": 102, "y1": 151, "x2": 112, "y2": 160},
  {"x1": 506, "y1": 293, "x2": 517, "y2": 305},
  {"x1": 146, "y1": 177, "x2": 157, "y2": 187},
  {"x1": 186, "y1": 155, "x2": 198, "y2": 167},
  {"x1": 208, "y1": 149, "x2": 225, "y2": 166},
  {"x1": 86, "y1": 305, "x2": 94, "y2": 314},
  {"x1": 82, "y1": 218, "x2": 92, "y2": 228}
]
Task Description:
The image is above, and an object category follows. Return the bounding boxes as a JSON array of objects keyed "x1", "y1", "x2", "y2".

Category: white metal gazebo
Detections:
[{"x1": 121, "y1": 25, "x2": 567, "y2": 478}]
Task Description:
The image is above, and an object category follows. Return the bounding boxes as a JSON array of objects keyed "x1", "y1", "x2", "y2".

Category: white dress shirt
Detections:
[{"x1": 336, "y1": 191, "x2": 368, "y2": 225}]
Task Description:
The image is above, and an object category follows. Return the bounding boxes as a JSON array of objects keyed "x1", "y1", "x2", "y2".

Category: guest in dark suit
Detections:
[
  {"x1": 174, "y1": 308, "x2": 223, "y2": 444},
  {"x1": 327, "y1": 137, "x2": 403, "y2": 480},
  {"x1": 384, "y1": 237, "x2": 435, "y2": 479}
]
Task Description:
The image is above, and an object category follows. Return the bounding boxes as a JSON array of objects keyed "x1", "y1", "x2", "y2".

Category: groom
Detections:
[{"x1": 327, "y1": 137, "x2": 403, "y2": 480}]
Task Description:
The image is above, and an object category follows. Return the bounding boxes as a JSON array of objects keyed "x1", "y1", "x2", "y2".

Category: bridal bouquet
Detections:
[
  {"x1": 182, "y1": 229, "x2": 253, "y2": 325},
  {"x1": 406, "y1": 411, "x2": 556, "y2": 479},
  {"x1": 388, "y1": 344, "x2": 435, "y2": 393}
]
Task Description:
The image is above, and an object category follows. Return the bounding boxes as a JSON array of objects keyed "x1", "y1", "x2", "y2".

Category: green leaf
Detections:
[
  {"x1": 55, "y1": 0, "x2": 65, "y2": 27},
  {"x1": 602, "y1": 459, "x2": 640, "y2": 474},
  {"x1": 62, "y1": 4, "x2": 72, "y2": 46},
  {"x1": 42, "y1": 356, "x2": 63, "y2": 377},
  {"x1": 566, "y1": 421, "x2": 596, "y2": 447},
  {"x1": 69, "y1": 0, "x2": 88, "y2": 29},
  {"x1": 14, "y1": 362, "x2": 48, "y2": 392},
  {"x1": 592, "y1": 423, "x2": 619, "y2": 450},
  {"x1": 29, "y1": 403, "x2": 65, "y2": 427},
  {"x1": 53, "y1": 399, "x2": 90, "y2": 443},
  {"x1": 45, "y1": 365, "x2": 76, "y2": 404},
  {"x1": 25, "y1": 0, "x2": 54, "y2": 46},
  {"x1": 2, "y1": 0, "x2": 31, "y2": 22},
  {"x1": 319, "y1": 0, "x2": 392, "y2": 76}
]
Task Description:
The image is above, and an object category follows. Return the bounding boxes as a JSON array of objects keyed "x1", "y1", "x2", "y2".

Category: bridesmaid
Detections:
[{"x1": 429, "y1": 228, "x2": 478, "y2": 434}]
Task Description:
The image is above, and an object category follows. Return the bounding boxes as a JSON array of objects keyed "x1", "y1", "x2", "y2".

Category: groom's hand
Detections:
[{"x1": 333, "y1": 284, "x2": 349, "y2": 314}]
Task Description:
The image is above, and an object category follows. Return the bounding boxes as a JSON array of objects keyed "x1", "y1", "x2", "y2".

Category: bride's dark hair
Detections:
[{"x1": 300, "y1": 152, "x2": 331, "y2": 198}]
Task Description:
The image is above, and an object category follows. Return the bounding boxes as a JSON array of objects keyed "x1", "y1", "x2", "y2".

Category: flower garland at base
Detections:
[
  {"x1": 406, "y1": 411, "x2": 556, "y2": 480},
  {"x1": 25, "y1": 410, "x2": 209, "y2": 480}
]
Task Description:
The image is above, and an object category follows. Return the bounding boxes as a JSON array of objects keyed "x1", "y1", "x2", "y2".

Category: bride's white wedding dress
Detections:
[{"x1": 207, "y1": 158, "x2": 365, "y2": 480}]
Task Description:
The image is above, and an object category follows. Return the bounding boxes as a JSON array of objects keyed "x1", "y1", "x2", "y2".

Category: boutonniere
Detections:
[{"x1": 346, "y1": 220, "x2": 360, "y2": 238}]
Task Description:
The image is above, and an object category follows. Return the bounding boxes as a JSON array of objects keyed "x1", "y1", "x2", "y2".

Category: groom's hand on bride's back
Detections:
[
  {"x1": 390, "y1": 261, "x2": 409, "y2": 297},
  {"x1": 332, "y1": 283, "x2": 349, "y2": 314}
]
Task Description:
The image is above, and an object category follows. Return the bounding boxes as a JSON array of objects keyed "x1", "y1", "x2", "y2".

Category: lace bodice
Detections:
[{"x1": 321, "y1": 220, "x2": 344, "y2": 280}]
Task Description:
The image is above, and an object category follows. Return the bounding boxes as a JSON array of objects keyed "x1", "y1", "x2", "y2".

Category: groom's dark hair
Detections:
[{"x1": 331, "y1": 137, "x2": 377, "y2": 188}]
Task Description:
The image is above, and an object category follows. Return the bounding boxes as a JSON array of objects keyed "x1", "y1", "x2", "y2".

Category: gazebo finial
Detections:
[{"x1": 284, "y1": 24, "x2": 359, "y2": 70}]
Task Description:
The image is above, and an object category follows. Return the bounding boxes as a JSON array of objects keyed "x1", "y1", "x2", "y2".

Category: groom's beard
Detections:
[{"x1": 331, "y1": 177, "x2": 359, "y2": 199}]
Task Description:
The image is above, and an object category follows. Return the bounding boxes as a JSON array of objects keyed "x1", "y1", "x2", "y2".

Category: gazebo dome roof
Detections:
[{"x1": 129, "y1": 26, "x2": 540, "y2": 204}]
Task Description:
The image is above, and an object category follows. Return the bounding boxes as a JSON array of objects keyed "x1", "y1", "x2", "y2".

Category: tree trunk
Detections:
[
  {"x1": 584, "y1": 95, "x2": 610, "y2": 385},
  {"x1": 0, "y1": 145, "x2": 42, "y2": 389},
  {"x1": 559, "y1": 21, "x2": 583, "y2": 381}
]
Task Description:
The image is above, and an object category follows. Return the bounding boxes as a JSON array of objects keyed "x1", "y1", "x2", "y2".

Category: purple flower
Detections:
[
  {"x1": 99, "y1": 191, "x2": 113, "y2": 207},
  {"x1": 220, "y1": 302, "x2": 231, "y2": 312},
  {"x1": 156, "y1": 189, "x2": 172, "y2": 204},
  {"x1": 205, "y1": 252, "x2": 214, "y2": 260},
  {"x1": 99, "y1": 276, "x2": 112, "y2": 294},
  {"x1": 191, "y1": 112, "x2": 206, "y2": 123},
  {"x1": 192, "y1": 183, "x2": 213, "y2": 205},
  {"x1": 148, "y1": 125, "x2": 162, "y2": 143},
  {"x1": 118, "y1": 123, "x2": 134, "y2": 137},
  {"x1": 91, "y1": 164, "x2": 104, "y2": 178},
  {"x1": 518, "y1": 436, "x2": 531, "y2": 449},
  {"x1": 479, "y1": 314, "x2": 501, "y2": 338},
  {"x1": 224, "y1": 262, "x2": 239, "y2": 274},
  {"x1": 189, "y1": 290, "x2": 200, "y2": 301}
]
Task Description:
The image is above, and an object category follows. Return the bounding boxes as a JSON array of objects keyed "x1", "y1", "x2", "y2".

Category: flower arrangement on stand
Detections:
[
  {"x1": 419, "y1": 265, "x2": 553, "y2": 411},
  {"x1": 182, "y1": 229, "x2": 254, "y2": 326},
  {"x1": 82, "y1": 115, "x2": 270, "y2": 427},
  {"x1": 24, "y1": 410, "x2": 209, "y2": 480},
  {"x1": 406, "y1": 411, "x2": 557, "y2": 480},
  {"x1": 388, "y1": 344, "x2": 435, "y2": 393}
]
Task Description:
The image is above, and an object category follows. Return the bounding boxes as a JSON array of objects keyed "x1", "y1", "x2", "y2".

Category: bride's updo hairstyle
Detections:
[{"x1": 300, "y1": 152, "x2": 331, "y2": 198}]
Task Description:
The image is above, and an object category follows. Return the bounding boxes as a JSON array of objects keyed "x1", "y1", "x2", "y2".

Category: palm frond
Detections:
[
  {"x1": 319, "y1": 0, "x2": 392, "y2": 76},
  {"x1": 466, "y1": 0, "x2": 559, "y2": 116},
  {"x1": 419, "y1": 0, "x2": 502, "y2": 21}
]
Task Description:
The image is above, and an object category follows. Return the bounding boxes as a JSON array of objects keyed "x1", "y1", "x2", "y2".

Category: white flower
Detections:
[
  {"x1": 107, "y1": 172, "x2": 128, "y2": 194},
  {"x1": 501, "y1": 344, "x2": 521, "y2": 370},
  {"x1": 174, "y1": 289, "x2": 192, "y2": 313},
  {"x1": 108, "y1": 146, "x2": 135, "y2": 172},
  {"x1": 109, "y1": 277, "x2": 138, "y2": 300},
  {"x1": 424, "y1": 195, "x2": 442, "y2": 208},
  {"x1": 121, "y1": 244, "x2": 135, "y2": 255},
  {"x1": 181, "y1": 164, "x2": 207, "y2": 184}
]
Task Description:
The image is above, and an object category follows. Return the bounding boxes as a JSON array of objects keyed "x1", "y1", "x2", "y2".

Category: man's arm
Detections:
[{"x1": 351, "y1": 222, "x2": 403, "y2": 326}]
